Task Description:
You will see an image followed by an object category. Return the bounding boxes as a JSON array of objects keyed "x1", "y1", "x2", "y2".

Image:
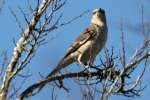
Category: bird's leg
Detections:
[
  {"x1": 77, "y1": 55, "x2": 92, "y2": 84},
  {"x1": 85, "y1": 64, "x2": 91, "y2": 73},
  {"x1": 85, "y1": 60, "x2": 95, "y2": 84},
  {"x1": 77, "y1": 60, "x2": 89, "y2": 72},
  {"x1": 77, "y1": 54, "x2": 87, "y2": 68},
  {"x1": 84, "y1": 64, "x2": 91, "y2": 84},
  {"x1": 79, "y1": 61, "x2": 92, "y2": 84},
  {"x1": 85, "y1": 59, "x2": 94, "y2": 72},
  {"x1": 77, "y1": 54, "x2": 92, "y2": 72}
]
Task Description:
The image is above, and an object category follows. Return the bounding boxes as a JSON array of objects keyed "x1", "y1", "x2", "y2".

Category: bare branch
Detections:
[{"x1": 0, "y1": 0, "x2": 66, "y2": 99}]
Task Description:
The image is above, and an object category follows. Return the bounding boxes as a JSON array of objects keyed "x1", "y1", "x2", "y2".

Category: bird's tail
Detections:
[
  {"x1": 38, "y1": 55, "x2": 74, "y2": 92},
  {"x1": 47, "y1": 65, "x2": 61, "y2": 78},
  {"x1": 47, "y1": 55, "x2": 74, "y2": 78}
]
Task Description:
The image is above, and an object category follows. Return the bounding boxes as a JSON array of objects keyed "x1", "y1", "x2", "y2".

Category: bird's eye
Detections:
[{"x1": 101, "y1": 10, "x2": 105, "y2": 14}]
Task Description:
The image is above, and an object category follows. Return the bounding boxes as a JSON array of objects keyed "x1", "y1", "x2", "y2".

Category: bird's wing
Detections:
[
  {"x1": 64, "y1": 26, "x2": 96, "y2": 57},
  {"x1": 46, "y1": 26, "x2": 97, "y2": 77}
]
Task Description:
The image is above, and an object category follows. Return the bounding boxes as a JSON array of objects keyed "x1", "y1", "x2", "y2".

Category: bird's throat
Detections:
[{"x1": 91, "y1": 18, "x2": 104, "y2": 27}]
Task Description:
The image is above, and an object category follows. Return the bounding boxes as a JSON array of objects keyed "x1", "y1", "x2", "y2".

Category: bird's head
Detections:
[{"x1": 91, "y1": 8, "x2": 106, "y2": 27}]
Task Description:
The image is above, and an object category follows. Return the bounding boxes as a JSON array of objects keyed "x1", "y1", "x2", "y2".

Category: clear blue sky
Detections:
[{"x1": 0, "y1": 0, "x2": 150, "y2": 100}]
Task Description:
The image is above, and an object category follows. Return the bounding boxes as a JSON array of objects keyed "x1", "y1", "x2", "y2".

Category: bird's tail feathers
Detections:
[
  {"x1": 47, "y1": 55, "x2": 74, "y2": 78},
  {"x1": 47, "y1": 65, "x2": 62, "y2": 78}
]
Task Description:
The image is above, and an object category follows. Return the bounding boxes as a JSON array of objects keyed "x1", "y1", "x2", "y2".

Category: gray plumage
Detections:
[{"x1": 48, "y1": 8, "x2": 108, "y2": 77}]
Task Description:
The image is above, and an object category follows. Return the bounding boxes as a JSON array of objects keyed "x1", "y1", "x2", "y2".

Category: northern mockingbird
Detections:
[{"x1": 48, "y1": 8, "x2": 108, "y2": 77}]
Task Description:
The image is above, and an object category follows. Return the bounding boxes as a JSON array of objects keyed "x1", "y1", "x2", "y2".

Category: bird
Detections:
[{"x1": 48, "y1": 8, "x2": 108, "y2": 77}]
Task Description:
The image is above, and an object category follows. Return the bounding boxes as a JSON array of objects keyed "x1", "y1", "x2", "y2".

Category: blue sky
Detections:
[{"x1": 0, "y1": 0, "x2": 150, "y2": 100}]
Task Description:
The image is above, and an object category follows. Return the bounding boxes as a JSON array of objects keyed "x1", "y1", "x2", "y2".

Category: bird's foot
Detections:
[{"x1": 84, "y1": 65, "x2": 92, "y2": 84}]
